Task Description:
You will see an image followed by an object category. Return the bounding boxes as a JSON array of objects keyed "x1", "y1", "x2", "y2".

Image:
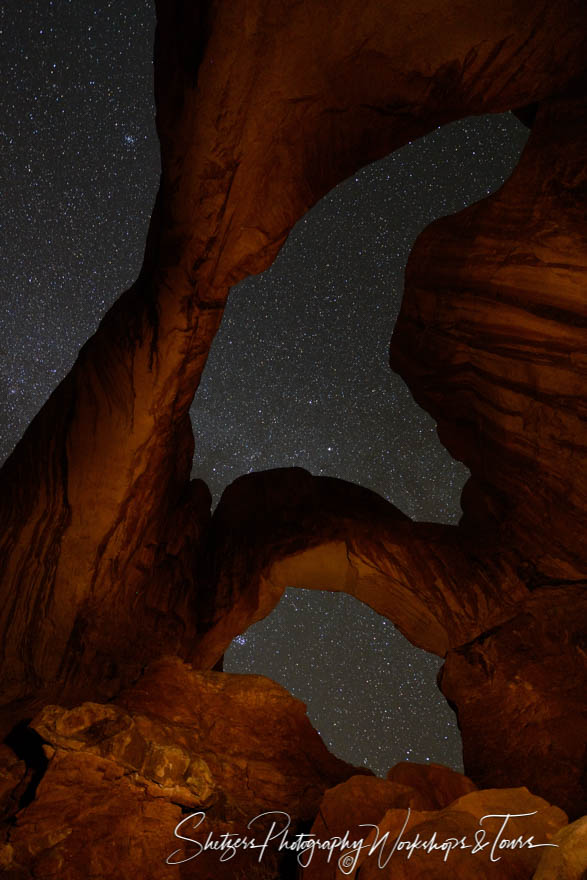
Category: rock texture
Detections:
[
  {"x1": 0, "y1": 751, "x2": 184, "y2": 880},
  {"x1": 391, "y1": 85, "x2": 587, "y2": 580},
  {"x1": 193, "y1": 468, "x2": 529, "y2": 667},
  {"x1": 532, "y1": 816, "x2": 587, "y2": 880},
  {"x1": 194, "y1": 86, "x2": 587, "y2": 815},
  {"x1": 0, "y1": 745, "x2": 29, "y2": 824},
  {"x1": 347, "y1": 788, "x2": 567, "y2": 880},
  {"x1": 0, "y1": 0, "x2": 586, "y2": 726},
  {"x1": 440, "y1": 585, "x2": 587, "y2": 820},
  {"x1": 0, "y1": 657, "x2": 366, "y2": 879},
  {"x1": 300, "y1": 765, "x2": 478, "y2": 879},
  {"x1": 385, "y1": 761, "x2": 478, "y2": 811},
  {"x1": 0, "y1": 0, "x2": 586, "y2": 875}
]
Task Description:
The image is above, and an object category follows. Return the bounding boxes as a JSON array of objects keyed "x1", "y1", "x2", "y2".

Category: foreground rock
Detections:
[
  {"x1": 0, "y1": 745, "x2": 29, "y2": 823},
  {"x1": 532, "y1": 816, "x2": 587, "y2": 879},
  {"x1": 339, "y1": 788, "x2": 566, "y2": 879},
  {"x1": 0, "y1": 658, "x2": 366, "y2": 879},
  {"x1": 301, "y1": 764, "x2": 478, "y2": 879},
  {"x1": 385, "y1": 761, "x2": 478, "y2": 810}
]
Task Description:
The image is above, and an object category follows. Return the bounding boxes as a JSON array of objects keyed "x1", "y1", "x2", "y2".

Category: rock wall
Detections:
[
  {"x1": 1, "y1": 0, "x2": 585, "y2": 720},
  {"x1": 0, "y1": 0, "x2": 586, "y2": 873},
  {"x1": 391, "y1": 85, "x2": 587, "y2": 580}
]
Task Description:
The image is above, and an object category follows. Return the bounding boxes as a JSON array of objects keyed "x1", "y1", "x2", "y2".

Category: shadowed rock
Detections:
[
  {"x1": 440, "y1": 585, "x2": 587, "y2": 820},
  {"x1": 0, "y1": 0, "x2": 585, "y2": 874},
  {"x1": 193, "y1": 468, "x2": 528, "y2": 666},
  {"x1": 1, "y1": 0, "x2": 585, "y2": 723},
  {"x1": 348, "y1": 788, "x2": 567, "y2": 879},
  {"x1": 0, "y1": 657, "x2": 368, "y2": 879}
]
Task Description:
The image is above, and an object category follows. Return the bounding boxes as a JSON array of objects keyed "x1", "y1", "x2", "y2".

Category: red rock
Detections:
[
  {"x1": 1, "y1": 749, "x2": 183, "y2": 880},
  {"x1": 391, "y1": 87, "x2": 587, "y2": 580},
  {"x1": 0, "y1": 0, "x2": 585, "y2": 873},
  {"x1": 532, "y1": 816, "x2": 587, "y2": 879},
  {"x1": 351, "y1": 788, "x2": 567, "y2": 879},
  {"x1": 300, "y1": 774, "x2": 441, "y2": 880},
  {"x1": 192, "y1": 469, "x2": 531, "y2": 668},
  {"x1": 385, "y1": 761, "x2": 477, "y2": 810},
  {"x1": 440, "y1": 585, "x2": 587, "y2": 820},
  {"x1": 0, "y1": 745, "x2": 29, "y2": 823},
  {"x1": 1, "y1": 658, "x2": 368, "y2": 878},
  {"x1": 45, "y1": 657, "x2": 366, "y2": 821},
  {"x1": 1, "y1": 0, "x2": 585, "y2": 725}
]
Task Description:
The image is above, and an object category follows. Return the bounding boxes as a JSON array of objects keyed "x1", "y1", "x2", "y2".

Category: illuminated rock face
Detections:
[
  {"x1": 393, "y1": 88, "x2": 587, "y2": 820},
  {"x1": 0, "y1": 694, "x2": 570, "y2": 880},
  {"x1": 0, "y1": 0, "x2": 586, "y2": 871},
  {"x1": 302, "y1": 780, "x2": 567, "y2": 879},
  {"x1": 300, "y1": 765, "x2": 479, "y2": 880},
  {"x1": 0, "y1": 658, "x2": 366, "y2": 880},
  {"x1": 532, "y1": 816, "x2": 587, "y2": 880},
  {"x1": 0, "y1": 0, "x2": 584, "y2": 719},
  {"x1": 193, "y1": 468, "x2": 529, "y2": 666},
  {"x1": 343, "y1": 788, "x2": 567, "y2": 880}
]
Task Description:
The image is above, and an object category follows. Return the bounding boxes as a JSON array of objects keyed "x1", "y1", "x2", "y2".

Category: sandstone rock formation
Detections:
[
  {"x1": 300, "y1": 764, "x2": 479, "y2": 880},
  {"x1": 299, "y1": 779, "x2": 567, "y2": 879},
  {"x1": 343, "y1": 788, "x2": 567, "y2": 880},
  {"x1": 385, "y1": 761, "x2": 478, "y2": 810},
  {"x1": 391, "y1": 84, "x2": 587, "y2": 580},
  {"x1": 0, "y1": 0, "x2": 586, "y2": 876},
  {"x1": 1, "y1": 0, "x2": 585, "y2": 724},
  {"x1": 0, "y1": 745, "x2": 29, "y2": 824},
  {"x1": 193, "y1": 468, "x2": 530, "y2": 667},
  {"x1": 440, "y1": 585, "x2": 587, "y2": 820},
  {"x1": 0, "y1": 657, "x2": 366, "y2": 879},
  {"x1": 532, "y1": 816, "x2": 587, "y2": 880}
]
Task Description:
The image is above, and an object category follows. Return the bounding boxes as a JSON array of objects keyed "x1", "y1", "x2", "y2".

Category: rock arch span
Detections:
[{"x1": 0, "y1": 0, "x2": 585, "y2": 823}]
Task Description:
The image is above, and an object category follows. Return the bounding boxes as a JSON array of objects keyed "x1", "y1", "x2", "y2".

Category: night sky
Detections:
[{"x1": 1, "y1": 2, "x2": 529, "y2": 777}]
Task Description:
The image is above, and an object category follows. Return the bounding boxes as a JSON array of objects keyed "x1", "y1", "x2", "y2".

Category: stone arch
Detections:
[
  {"x1": 0, "y1": 0, "x2": 585, "y2": 820},
  {"x1": 193, "y1": 467, "x2": 527, "y2": 668}
]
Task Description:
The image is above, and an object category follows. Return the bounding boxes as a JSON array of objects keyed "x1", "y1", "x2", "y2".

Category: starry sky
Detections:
[{"x1": 1, "y1": 2, "x2": 529, "y2": 777}]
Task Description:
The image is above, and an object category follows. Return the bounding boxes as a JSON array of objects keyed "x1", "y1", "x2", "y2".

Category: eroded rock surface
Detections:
[
  {"x1": 391, "y1": 86, "x2": 587, "y2": 581},
  {"x1": 0, "y1": 745, "x2": 29, "y2": 824},
  {"x1": 385, "y1": 761, "x2": 478, "y2": 811},
  {"x1": 440, "y1": 585, "x2": 587, "y2": 820},
  {"x1": 193, "y1": 468, "x2": 529, "y2": 667},
  {"x1": 347, "y1": 788, "x2": 567, "y2": 879},
  {"x1": 1, "y1": 0, "x2": 585, "y2": 725},
  {"x1": 0, "y1": 751, "x2": 184, "y2": 880},
  {"x1": 0, "y1": 657, "x2": 367, "y2": 879},
  {"x1": 532, "y1": 816, "x2": 587, "y2": 880},
  {"x1": 0, "y1": 0, "x2": 585, "y2": 876},
  {"x1": 300, "y1": 765, "x2": 478, "y2": 879}
]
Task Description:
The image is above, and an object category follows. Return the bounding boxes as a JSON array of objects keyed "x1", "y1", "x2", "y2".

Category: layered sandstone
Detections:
[
  {"x1": 347, "y1": 788, "x2": 567, "y2": 879},
  {"x1": 0, "y1": 0, "x2": 585, "y2": 876},
  {"x1": 193, "y1": 468, "x2": 529, "y2": 666},
  {"x1": 440, "y1": 585, "x2": 587, "y2": 819},
  {"x1": 391, "y1": 85, "x2": 587, "y2": 579},
  {"x1": 0, "y1": 658, "x2": 366, "y2": 879},
  {"x1": 1, "y1": 0, "x2": 585, "y2": 723}
]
